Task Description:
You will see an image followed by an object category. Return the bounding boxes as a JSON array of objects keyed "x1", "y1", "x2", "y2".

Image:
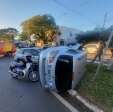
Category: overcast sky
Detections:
[{"x1": 0, "y1": 0, "x2": 113, "y2": 31}]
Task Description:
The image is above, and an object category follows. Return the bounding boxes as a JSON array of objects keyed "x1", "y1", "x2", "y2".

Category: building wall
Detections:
[{"x1": 58, "y1": 26, "x2": 81, "y2": 44}]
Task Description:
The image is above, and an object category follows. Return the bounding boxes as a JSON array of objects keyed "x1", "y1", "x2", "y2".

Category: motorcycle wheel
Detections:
[{"x1": 28, "y1": 71, "x2": 39, "y2": 82}]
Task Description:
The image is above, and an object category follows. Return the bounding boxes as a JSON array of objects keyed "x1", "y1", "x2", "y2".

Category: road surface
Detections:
[
  {"x1": 0, "y1": 57, "x2": 92, "y2": 112},
  {"x1": 0, "y1": 57, "x2": 70, "y2": 112}
]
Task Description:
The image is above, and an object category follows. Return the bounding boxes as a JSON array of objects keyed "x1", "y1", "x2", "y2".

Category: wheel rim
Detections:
[
  {"x1": 32, "y1": 73, "x2": 37, "y2": 79},
  {"x1": 29, "y1": 72, "x2": 38, "y2": 81}
]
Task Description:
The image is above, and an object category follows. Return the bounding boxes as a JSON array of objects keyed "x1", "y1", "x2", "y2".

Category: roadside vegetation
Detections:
[{"x1": 77, "y1": 63, "x2": 113, "y2": 112}]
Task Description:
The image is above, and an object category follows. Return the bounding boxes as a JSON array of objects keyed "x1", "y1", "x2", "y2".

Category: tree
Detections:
[
  {"x1": 19, "y1": 33, "x2": 28, "y2": 41},
  {"x1": 0, "y1": 28, "x2": 18, "y2": 35},
  {"x1": 76, "y1": 30, "x2": 108, "y2": 45},
  {"x1": 0, "y1": 28, "x2": 18, "y2": 41},
  {"x1": 21, "y1": 14, "x2": 59, "y2": 43},
  {"x1": 0, "y1": 34, "x2": 14, "y2": 41},
  {"x1": 76, "y1": 26, "x2": 113, "y2": 46}
]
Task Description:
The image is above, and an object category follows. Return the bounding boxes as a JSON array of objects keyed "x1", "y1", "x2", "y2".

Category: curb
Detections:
[
  {"x1": 68, "y1": 90, "x2": 104, "y2": 112},
  {"x1": 51, "y1": 91, "x2": 79, "y2": 112}
]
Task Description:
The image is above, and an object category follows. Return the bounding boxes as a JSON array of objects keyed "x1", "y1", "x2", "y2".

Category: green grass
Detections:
[{"x1": 77, "y1": 63, "x2": 113, "y2": 112}]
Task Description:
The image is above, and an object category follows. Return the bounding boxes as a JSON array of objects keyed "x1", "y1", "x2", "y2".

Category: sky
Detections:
[{"x1": 0, "y1": 0, "x2": 113, "y2": 32}]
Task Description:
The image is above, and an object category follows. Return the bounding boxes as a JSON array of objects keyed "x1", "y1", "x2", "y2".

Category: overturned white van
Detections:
[{"x1": 39, "y1": 46, "x2": 86, "y2": 92}]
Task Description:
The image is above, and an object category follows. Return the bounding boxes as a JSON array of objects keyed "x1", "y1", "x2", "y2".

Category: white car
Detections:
[{"x1": 14, "y1": 47, "x2": 41, "y2": 63}]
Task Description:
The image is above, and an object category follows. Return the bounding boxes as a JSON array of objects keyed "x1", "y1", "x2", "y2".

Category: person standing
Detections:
[{"x1": 92, "y1": 41, "x2": 105, "y2": 62}]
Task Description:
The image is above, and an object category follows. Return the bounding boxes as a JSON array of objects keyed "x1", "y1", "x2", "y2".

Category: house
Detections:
[{"x1": 57, "y1": 26, "x2": 81, "y2": 45}]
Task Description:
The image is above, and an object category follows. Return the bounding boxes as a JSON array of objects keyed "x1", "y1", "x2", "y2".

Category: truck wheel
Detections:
[
  {"x1": 28, "y1": 71, "x2": 39, "y2": 82},
  {"x1": 7, "y1": 52, "x2": 12, "y2": 57}
]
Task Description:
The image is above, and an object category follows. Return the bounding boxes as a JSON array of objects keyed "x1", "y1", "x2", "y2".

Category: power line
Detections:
[
  {"x1": 106, "y1": 13, "x2": 113, "y2": 23},
  {"x1": 102, "y1": 12, "x2": 108, "y2": 28},
  {"x1": 79, "y1": 0, "x2": 92, "y2": 7},
  {"x1": 53, "y1": 0, "x2": 96, "y2": 25},
  {"x1": 102, "y1": 8, "x2": 113, "y2": 25}
]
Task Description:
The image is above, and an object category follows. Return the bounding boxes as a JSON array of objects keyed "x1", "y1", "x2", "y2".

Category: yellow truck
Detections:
[{"x1": 0, "y1": 41, "x2": 16, "y2": 56}]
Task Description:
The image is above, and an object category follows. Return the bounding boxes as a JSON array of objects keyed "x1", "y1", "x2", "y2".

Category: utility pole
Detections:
[
  {"x1": 94, "y1": 29, "x2": 113, "y2": 79},
  {"x1": 94, "y1": 12, "x2": 113, "y2": 79},
  {"x1": 102, "y1": 12, "x2": 108, "y2": 28}
]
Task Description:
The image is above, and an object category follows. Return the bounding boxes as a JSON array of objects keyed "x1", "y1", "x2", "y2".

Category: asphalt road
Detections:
[{"x1": 0, "y1": 57, "x2": 69, "y2": 112}]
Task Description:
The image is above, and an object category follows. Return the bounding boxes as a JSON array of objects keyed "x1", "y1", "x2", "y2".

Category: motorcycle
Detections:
[{"x1": 9, "y1": 55, "x2": 39, "y2": 82}]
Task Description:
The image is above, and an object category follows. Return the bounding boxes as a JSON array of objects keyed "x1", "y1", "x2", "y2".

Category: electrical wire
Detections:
[
  {"x1": 79, "y1": 0, "x2": 92, "y2": 7},
  {"x1": 53, "y1": 0, "x2": 97, "y2": 25}
]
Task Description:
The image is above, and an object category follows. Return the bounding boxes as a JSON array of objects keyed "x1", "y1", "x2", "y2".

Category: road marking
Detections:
[{"x1": 51, "y1": 91, "x2": 79, "y2": 112}]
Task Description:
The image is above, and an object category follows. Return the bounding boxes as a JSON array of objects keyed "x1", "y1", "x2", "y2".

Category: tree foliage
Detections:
[
  {"x1": 21, "y1": 14, "x2": 58, "y2": 43},
  {"x1": 76, "y1": 30, "x2": 107, "y2": 44},
  {"x1": 0, "y1": 28, "x2": 18, "y2": 35},
  {"x1": 76, "y1": 26, "x2": 113, "y2": 47},
  {"x1": 19, "y1": 33, "x2": 28, "y2": 41},
  {"x1": 0, "y1": 28, "x2": 18, "y2": 41},
  {"x1": 0, "y1": 34, "x2": 14, "y2": 41}
]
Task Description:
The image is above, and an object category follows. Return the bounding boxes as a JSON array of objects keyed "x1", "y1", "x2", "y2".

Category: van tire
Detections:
[{"x1": 28, "y1": 71, "x2": 39, "y2": 82}]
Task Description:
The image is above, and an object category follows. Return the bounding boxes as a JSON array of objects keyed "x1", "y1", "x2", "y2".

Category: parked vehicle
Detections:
[
  {"x1": 84, "y1": 42, "x2": 113, "y2": 61},
  {"x1": 84, "y1": 42, "x2": 100, "y2": 60},
  {"x1": 67, "y1": 43, "x2": 82, "y2": 50},
  {"x1": 14, "y1": 41, "x2": 28, "y2": 49},
  {"x1": 0, "y1": 41, "x2": 16, "y2": 56},
  {"x1": 39, "y1": 46, "x2": 86, "y2": 93},
  {"x1": 14, "y1": 47, "x2": 41, "y2": 63},
  {"x1": 102, "y1": 48, "x2": 113, "y2": 60},
  {"x1": 9, "y1": 54, "x2": 39, "y2": 82},
  {"x1": 42, "y1": 44, "x2": 52, "y2": 50}
]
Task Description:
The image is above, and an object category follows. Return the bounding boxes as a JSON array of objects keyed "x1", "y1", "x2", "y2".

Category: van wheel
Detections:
[{"x1": 28, "y1": 71, "x2": 39, "y2": 82}]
